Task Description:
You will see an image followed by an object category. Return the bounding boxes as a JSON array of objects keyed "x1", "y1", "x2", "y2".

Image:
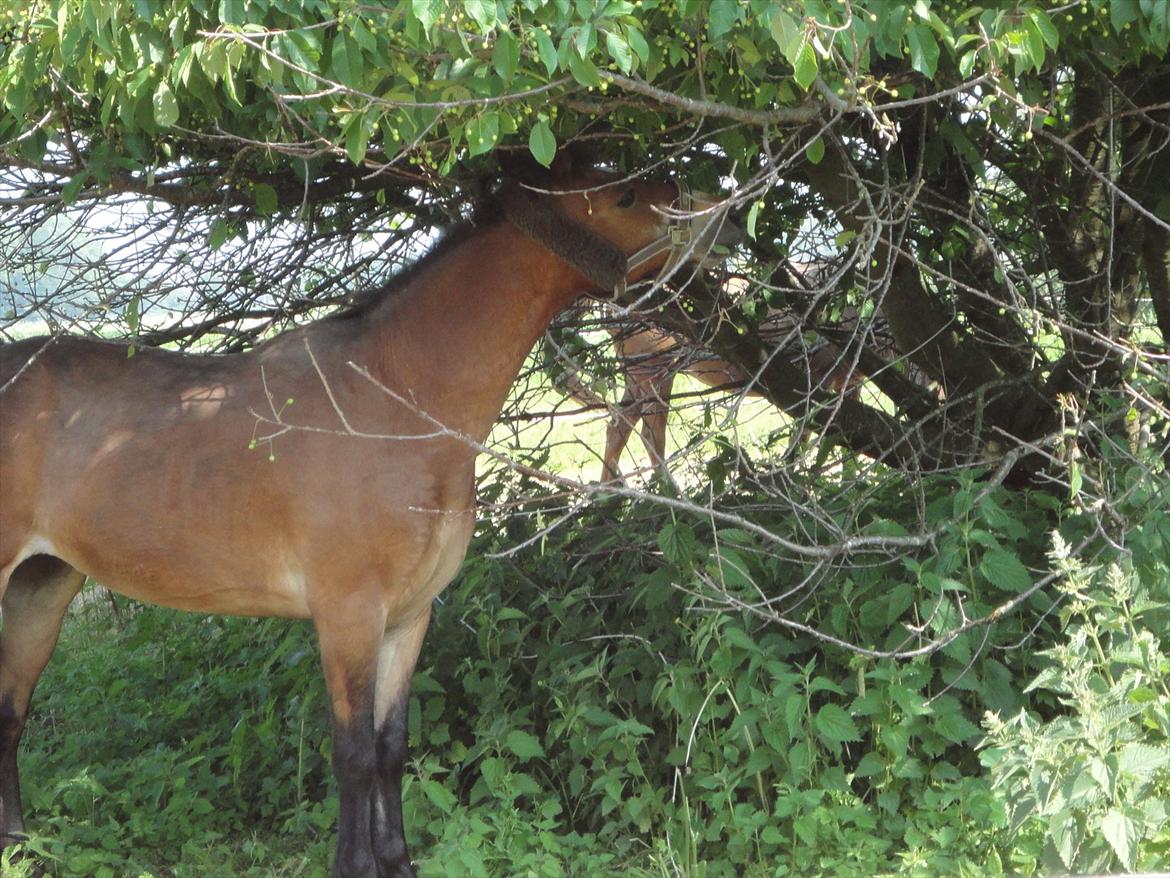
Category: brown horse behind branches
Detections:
[{"x1": 0, "y1": 154, "x2": 733, "y2": 878}]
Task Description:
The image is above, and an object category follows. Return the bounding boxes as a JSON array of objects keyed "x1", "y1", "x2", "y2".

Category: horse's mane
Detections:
[
  {"x1": 330, "y1": 172, "x2": 627, "y2": 322},
  {"x1": 329, "y1": 199, "x2": 508, "y2": 322}
]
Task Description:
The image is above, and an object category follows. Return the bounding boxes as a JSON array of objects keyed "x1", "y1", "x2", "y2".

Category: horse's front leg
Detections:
[
  {"x1": 370, "y1": 609, "x2": 431, "y2": 878},
  {"x1": 315, "y1": 596, "x2": 389, "y2": 878}
]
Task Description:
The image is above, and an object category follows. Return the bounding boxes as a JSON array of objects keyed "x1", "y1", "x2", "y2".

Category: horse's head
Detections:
[{"x1": 497, "y1": 150, "x2": 740, "y2": 297}]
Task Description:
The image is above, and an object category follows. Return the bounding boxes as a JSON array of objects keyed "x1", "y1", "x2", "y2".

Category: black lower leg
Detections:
[
  {"x1": 332, "y1": 711, "x2": 378, "y2": 878},
  {"x1": 0, "y1": 692, "x2": 28, "y2": 847},
  {"x1": 372, "y1": 691, "x2": 414, "y2": 878}
]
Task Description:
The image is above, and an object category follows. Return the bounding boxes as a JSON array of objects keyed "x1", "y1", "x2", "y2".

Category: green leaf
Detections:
[
  {"x1": 528, "y1": 117, "x2": 556, "y2": 167},
  {"x1": 419, "y1": 778, "x2": 457, "y2": 814},
  {"x1": 125, "y1": 293, "x2": 141, "y2": 334},
  {"x1": 906, "y1": 24, "x2": 939, "y2": 77},
  {"x1": 605, "y1": 30, "x2": 634, "y2": 74},
  {"x1": 411, "y1": 0, "x2": 443, "y2": 31},
  {"x1": 1118, "y1": 742, "x2": 1170, "y2": 780},
  {"x1": 533, "y1": 27, "x2": 558, "y2": 75},
  {"x1": 853, "y1": 751, "x2": 886, "y2": 778},
  {"x1": 464, "y1": 0, "x2": 497, "y2": 31},
  {"x1": 567, "y1": 51, "x2": 601, "y2": 87},
  {"x1": 1028, "y1": 9, "x2": 1060, "y2": 49},
  {"x1": 791, "y1": 39, "x2": 818, "y2": 90},
  {"x1": 152, "y1": 81, "x2": 179, "y2": 128},
  {"x1": 768, "y1": 8, "x2": 800, "y2": 57},
  {"x1": 218, "y1": 0, "x2": 245, "y2": 25},
  {"x1": 61, "y1": 173, "x2": 87, "y2": 204},
  {"x1": 465, "y1": 112, "x2": 500, "y2": 157},
  {"x1": 814, "y1": 704, "x2": 860, "y2": 745},
  {"x1": 624, "y1": 25, "x2": 649, "y2": 65},
  {"x1": 978, "y1": 549, "x2": 1031, "y2": 592},
  {"x1": 935, "y1": 709, "x2": 981, "y2": 743},
  {"x1": 1022, "y1": 19, "x2": 1046, "y2": 71},
  {"x1": 1101, "y1": 808, "x2": 1137, "y2": 869},
  {"x1": 505, "y1": 729, "x2": 545, "y2": 760},
  {"x1": 331, "y1": 35, "x2": 359, "y2": 85},
  {"x1": 345, "y1": 115, "x2": 369, "y2": 165},
  {"x1": 707, "y1": 0, "x2": 739, "y2": 39},
  {"x1": 1111, "y1": 0, "x2": 1141, "y2": 30},
  {"x1": 253, "y1": 183, "x2": 278, "y2": 215},
  {"x1": 746, "y1": 200, "x2": 761, "y2": 239},
  {"x1": 209, "y1": 217, "x2": 232, "y2": 250},
  {"x1": 1049, "y1": 810, "x2": 1083, "y2": 869},
  {"x1": 492, "y1": 30, "x2": 519, "y2": 81},
  {"x1": 805, "y1": 136, "x2": 825, "y2": 164},
  {"x1": 658, "y1": 522, "x2": 697, "y2": 565}
]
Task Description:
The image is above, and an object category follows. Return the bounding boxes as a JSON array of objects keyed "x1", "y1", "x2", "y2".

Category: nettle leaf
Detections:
[
  {"x1": 979, "y1": 549, "x2": 1031, "y2": 592},
  {"x1": 814, "y1": 704, "x2": 860, "y2": 745},
  {"x1": 1101, "y1": 808, "x2": 1138, "y2": 869},
  {"x1": 505, "y1": 729, "x2": 545, "y2": 761},
  {"x1": 419, "y1": 778, "x2": 457, "y2": 814},
  {"x1": 1117, "y1": 742, "x2": 1170, "y2": 781},
  {"x1": 528, "y1": 117, "x2": 556, "y2": 167},
  {"x1": 658, "y1": 521, "x2": 698, "y2": 565}
]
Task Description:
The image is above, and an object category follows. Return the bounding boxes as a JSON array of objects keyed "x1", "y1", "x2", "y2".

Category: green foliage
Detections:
[
  {"x1": 3, "y1": 0, "x2": 1166, "y2": 181},
  {"x1": 980, "y1": 534, "x2": 1170, "y2": 875},
  {"x1": 11, "y1": 463, "x2": 1167, "y2": 877},
  {"x1": 11, "y1": 606, "x2": 334, "y2": 877}
]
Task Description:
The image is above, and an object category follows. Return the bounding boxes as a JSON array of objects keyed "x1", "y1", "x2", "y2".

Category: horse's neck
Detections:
[{"x1": 356, "y1": 224, "x2": 583, "y2": 442}]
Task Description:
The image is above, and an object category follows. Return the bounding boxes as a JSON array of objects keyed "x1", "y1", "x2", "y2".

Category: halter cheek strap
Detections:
[{"x1": 625, "y1": 183, "x2": 694, "y2": 277}]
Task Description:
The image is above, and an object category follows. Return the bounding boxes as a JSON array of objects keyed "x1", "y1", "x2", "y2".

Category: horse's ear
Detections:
[
  {"x1": 496, "y1": 149, "x2": 540, "y2": 182},
  {"x1": 498, "y1": 145, "x2": 584, "y2": 186},
  {"x1": 545, "y1": 148, "x2": 575, "y2": 181}
]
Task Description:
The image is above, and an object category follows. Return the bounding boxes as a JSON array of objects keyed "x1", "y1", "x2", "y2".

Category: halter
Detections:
[
  {"x1": 499, "y1": 180, "x2": 705, "y2": 300},
  {"x1": 622, "y1": 181, "x2": 696, "y2": 290}
]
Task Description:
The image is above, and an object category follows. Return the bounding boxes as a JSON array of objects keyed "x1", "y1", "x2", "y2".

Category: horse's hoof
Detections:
[{"x1": 377, "y1": 858, "x2": 417, "y2": 878}]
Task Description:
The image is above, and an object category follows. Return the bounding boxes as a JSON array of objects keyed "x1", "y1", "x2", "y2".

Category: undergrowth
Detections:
[{"x1": 4, "y1": 459, "x2": 1168, "y2": 877}]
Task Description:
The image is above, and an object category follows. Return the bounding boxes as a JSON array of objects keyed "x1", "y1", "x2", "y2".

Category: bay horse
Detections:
[{"x1": 0, "y1": 154, "x2": 731, "y2": 877}]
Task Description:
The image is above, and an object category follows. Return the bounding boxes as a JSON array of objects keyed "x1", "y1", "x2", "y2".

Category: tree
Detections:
[{"x1": 2, "y1": 0, "x2": 1167, "y2": 633}]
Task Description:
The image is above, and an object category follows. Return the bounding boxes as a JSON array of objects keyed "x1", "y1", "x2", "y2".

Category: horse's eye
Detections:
[{"x1": 616, "y1": 188, "x2": 637, "y2": 209}]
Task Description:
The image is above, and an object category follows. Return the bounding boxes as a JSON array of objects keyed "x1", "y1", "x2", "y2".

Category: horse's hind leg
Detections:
[{"x1": 0, "y1": 555, "x2": 85, "y2": 848}]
